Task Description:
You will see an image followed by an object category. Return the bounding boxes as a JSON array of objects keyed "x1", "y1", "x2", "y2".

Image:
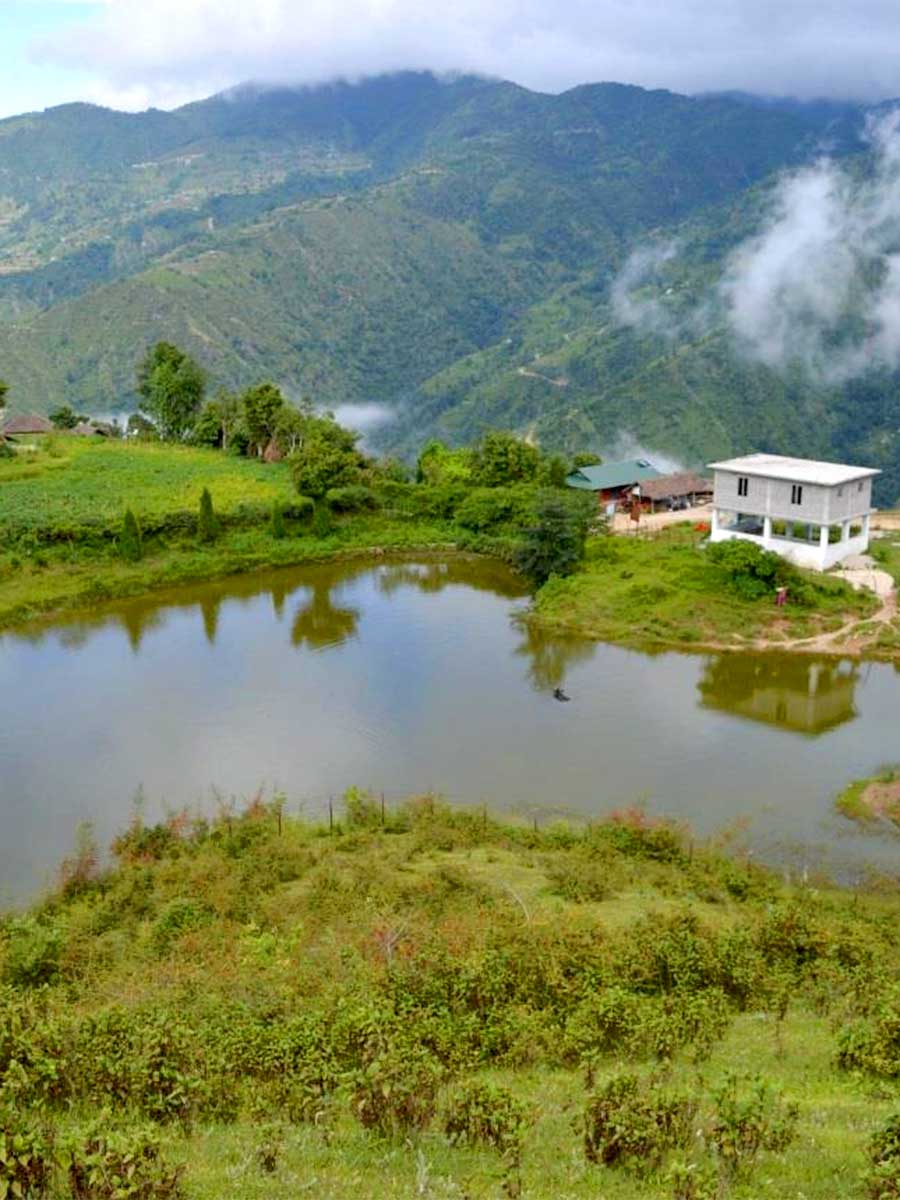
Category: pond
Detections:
[{"x1": 1, "y1": 556, "x2": 897, "y2": 900}]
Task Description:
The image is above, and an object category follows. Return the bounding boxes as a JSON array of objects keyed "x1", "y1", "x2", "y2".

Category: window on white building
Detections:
[
  {"x1": 737, "y1": 476, "x2": 749, "y2": 497},
  {"x1": 791, "y1": 484, "x2": 803, "y2": 505}
]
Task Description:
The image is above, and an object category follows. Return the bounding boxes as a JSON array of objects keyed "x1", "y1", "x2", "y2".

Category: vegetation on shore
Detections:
[
  {"x1": 531, "y1": 524, "x2": 877, "y2": 652},
  {"x1": 2, "y1": 795, "x2": 900, "y2": 1198},
  {"x1": 837, "y1": 766, "x2": 900, "y2": 828}
]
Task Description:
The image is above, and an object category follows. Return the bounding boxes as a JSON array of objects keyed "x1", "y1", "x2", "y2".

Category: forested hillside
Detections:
[{"x1": 2, "y1": 71, "x2": 899, "y2": 501}]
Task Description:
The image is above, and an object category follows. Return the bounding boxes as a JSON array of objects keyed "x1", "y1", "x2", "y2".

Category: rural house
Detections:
[
  {"x1": 0, "y1": 413, "x2": 53, "y2": 438},
  {"x1": 640, "y1": 472, "x2": 713, "y2": 512},
  {"x1": 708, "y1": 452, "x2": 879, "y2": 570},
  {"x1": 565, "y1": 458, "x2": 661, "y2": 514}
]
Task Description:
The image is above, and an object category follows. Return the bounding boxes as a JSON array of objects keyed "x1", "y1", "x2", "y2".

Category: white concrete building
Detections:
[{"x1": 707, "y1": 453, "x2": 880, "y2": 571}]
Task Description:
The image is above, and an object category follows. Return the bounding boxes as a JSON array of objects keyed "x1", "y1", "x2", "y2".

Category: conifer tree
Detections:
[
  {"x1": 120, "y1": 508, "x2": 143, "y2": 562},
  {"x1": 198, "y1": 487, "x2": 219, "y2": 543}
]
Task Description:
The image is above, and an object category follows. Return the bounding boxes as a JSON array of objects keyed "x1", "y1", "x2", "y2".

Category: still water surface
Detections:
[{"x1": 1, "y1": 557, "x2": 898, "y2": 899}]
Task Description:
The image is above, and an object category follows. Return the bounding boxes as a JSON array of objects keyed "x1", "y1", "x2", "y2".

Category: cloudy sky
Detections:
[{"x1": 4, "y1": 0, "x2": 900, "y2": 119}]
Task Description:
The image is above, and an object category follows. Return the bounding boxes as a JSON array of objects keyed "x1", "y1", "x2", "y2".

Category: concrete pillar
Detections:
[
  {"x1": 842, "y1": 519, "x2": 851, "y2": 542},
  {"x1": 862, "y1": 513, "x2": 871, "y2": 545},
  {"x1": 711, "y1": 509, "x2": 720, "y2": 536},
  {"x1": 763, "y1": 516, "x2": 773, "y2": 544},
  {"x1": 818, "y1": 524, "x2": 829, "y2": 568}
]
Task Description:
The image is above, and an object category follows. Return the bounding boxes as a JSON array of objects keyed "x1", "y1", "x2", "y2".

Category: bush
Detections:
[
  {"x1": 516, "y1": 495, "x2": 587, "y2": 587},
  {"x1": 707, "y1": 1073, "x2": 798, "y2": 1180},
  {"x1": 119, "y1": 509, "x2": 143, "y2": 563},
  {"x1": 0, "y1": 1106, "x2": 54, "y2": 1199},
  {"x1": 454, "y1": 487, "x2": 532, "y2": 533},
  {"x1": 583, "y1": 1073, "x2": 697, "y2": 1170},
  {"x1": 66, "y1": 1125, "x2": 184, "y2": 1199},
  {"x1": 708, "y1": 539, "x2": 794, "y2": 601},
  {"x1": 350, "y1": 1041, "x2": 445, "y2": 1137},
  {"x1": 197, "y1": 488, "x2": 218, "y2": 544},
  {"x1": 866, "y1": 1112, "x2": 900, "y2": 1198},
  {"x1": 1, "y1": 916, "x2": 63, "y2": 988},
  {"x1": 836, "y1": 988, "x2": 900, "y2": 1078},
  {"x1": 325, "y1": 485, "x2": 379, "y2": 513},
  {"x1": 443, "y1": 1079, "x2": 528, "y2": 1154},
  {"x1": 270, "y1": 502, "x2": 286, "y2": 539}
]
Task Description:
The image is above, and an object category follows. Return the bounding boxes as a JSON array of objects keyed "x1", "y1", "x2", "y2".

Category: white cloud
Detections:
[
  {"x1": 720, "y1": 109, "x2": 900, "y2": 381},
  {"x1": 30, "y1": 0, "x2": 900, "y2": 113}
]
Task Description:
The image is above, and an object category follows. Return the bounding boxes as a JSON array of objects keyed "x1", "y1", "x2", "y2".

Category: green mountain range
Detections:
[{"x1": 1, "y1": 71, "x2": 898, "y2": 501}]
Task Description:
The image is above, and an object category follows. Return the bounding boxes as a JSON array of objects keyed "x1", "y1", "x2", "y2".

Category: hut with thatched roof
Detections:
[{"x1": 0, "y1": 413, "x2": 53, "y2": 438}]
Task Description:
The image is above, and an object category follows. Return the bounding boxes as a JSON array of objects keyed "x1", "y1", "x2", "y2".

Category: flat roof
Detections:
[{"x1": 707, "y1": 453, "x2": 880, "y2": 487}]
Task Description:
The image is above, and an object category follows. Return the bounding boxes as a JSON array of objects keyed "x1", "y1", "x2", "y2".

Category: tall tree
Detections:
[
  {"x1": 290, "y1": 415, "x2": 363, "y2": 499},
  {"x1": 137, "y1": 342, "x2": 206, "y2": 440},
  {"x1": 515, "y1": 495, "x2": 587, "y2": 588},
  {"x1": 241, "y1": 382, "x2": 286, "y2": 457},
  {"x1": 471, "y1": 430, "x2": 540, "y2": 487}
]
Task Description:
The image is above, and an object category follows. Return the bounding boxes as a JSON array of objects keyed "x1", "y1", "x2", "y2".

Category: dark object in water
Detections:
[{"x1": 553, "y1": 687, "x2": 571, "y2": 702}]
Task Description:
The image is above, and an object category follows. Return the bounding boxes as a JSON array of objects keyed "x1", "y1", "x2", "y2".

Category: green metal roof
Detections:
[{"x1": 565, "y1": 459, "x2": 662, "y2": 492}]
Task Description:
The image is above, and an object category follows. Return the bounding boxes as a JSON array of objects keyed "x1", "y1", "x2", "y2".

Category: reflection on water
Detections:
[
  {"x1": 698, "y1": 654, "x2": 860, "y2": 735},
  {"x1": 4, "y1": 555, "x2": 900, "y2": 901}
]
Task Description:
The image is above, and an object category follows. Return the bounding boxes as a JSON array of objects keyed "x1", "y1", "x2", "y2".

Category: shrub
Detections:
[
  {"x1": 150, "y1": 899, "x2": 212, "y2": 956},
  {"x1": 119, "y1": 509, "x2": 142, "y2": 562},
  {"x1": 443, "y1": 1079, "x2": 528, "y2": 1154},
  {"x1": 325, "y1": 485, "x2": 379, "y2": 513},
  {"x1": 270, "y1": 502, "x2": 286, "y2": 539},
  {"x1": 836, "y1": 988, "x2": 900, "y2": 1078},
  {"x1": 1, "y1": 916, "x2": 63, "y2": 988},
  {"x1": 667, "y1": 1158, "x2": 718, "y2": 1200},
  {"x1": 66, "y1": 1125, "x2": 185, "y2": 1199},
  {"x1": 454, "y1": 487, "x2": 532, "y2": 533},
  {"x1": 0, "y1": 1106, "x2": 54, "y2": 1199},
  {"x1": 708, "y1": 539, "x2": 793, "y2": 601},
  {"x1": 516, "y1": 495, "x2": 587, "y2": 587},
  {"x1": 866, "y1": 1112, "x2": 900, "y2": 1198},
  {"x1": 583, "y1": 1074, "x2": 697, "y2": 1170},
  {"x1": 707, "y1": 1073, "x2": 798, "y2": 1180},
  {"x1": 197, "y1": 488, "x2": 218, "y2": 544},
  {"x1": 350, "y1": 1041, "x2": 445, "y2": 1137}
]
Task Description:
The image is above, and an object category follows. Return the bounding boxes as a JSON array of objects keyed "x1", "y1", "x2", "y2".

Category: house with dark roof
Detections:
[
  {"x1": 565, "y1": 458, "x2": 661, "y2": 513},
  {"x1": 640, "y1": 472, "x2": 713, "y2": 512},
  {"x1": 0, "y1": 413, "x2": 53, "y2": 437}
]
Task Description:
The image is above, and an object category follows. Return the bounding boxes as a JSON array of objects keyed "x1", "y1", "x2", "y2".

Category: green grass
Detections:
[
  {"x1": 836, "y1": 765, "x2": 900, "y2": 827},
  {"x1": 531, "y1": 525, "x2": 876, "y2": 651},
  {"x1": 3, "y1": 798, "x2": 900, "y2": 1198}
]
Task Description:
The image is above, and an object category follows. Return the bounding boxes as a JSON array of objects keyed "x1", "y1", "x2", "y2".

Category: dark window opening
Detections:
[
  {"x1": 737, "y1": 476, "x2": 749, "y2": 497},
  {"x1": 791, "y1": 484, "x2": 803, "y2": 505}
]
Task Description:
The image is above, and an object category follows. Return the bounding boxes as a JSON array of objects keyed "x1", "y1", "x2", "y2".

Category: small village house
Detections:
[
  {"x1": 565, "y1": 458, "x2": 661, "y2": 514},
  {"x1": 0, "y1": 413, "x2": 53, "y2": 438},
  {"x1": 639, "y1": 472, "x2": 713, "y2": 513},
  {"x1": 707, "y1": 452, "x2": 879, "y2": 570}
]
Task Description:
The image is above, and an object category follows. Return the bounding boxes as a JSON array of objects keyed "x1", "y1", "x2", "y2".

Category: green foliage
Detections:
[
  {"x1": 866, "y1": 1112, "x2": 900, "y2": 1199},
  {"x1": 269, "y1": 501, "x2": 286, "y2": 539},
  {"x1": 515, "y1": 494, "x2": 586, "y2": 587},
  {"x1": 136, "y1": 343, "x2": 205, "y2": 441},
  {"x1": 443, "y1": 1080, "x2": 529, "y2": 1155},
  {"x1": 240, "y1": 383, "x2": 285, "y2": 457},
  {"x1": 0, "y1": 380, "x2": 7, "y2": 411},
  {"x1": 350, "y1": 1041, "x2": 445, "y2": 1137},
  {"x1": 65, "y1": 1125, "x2": 184, "y2": 1199},
  {"x1": 325, "y1": 485, "x2": 379, "y2": 513},
  {"x1": 0, "y1": 1107, "x2": 53, "y2": 1199},
  {"x1": 197, "y1": 488, "x2": 218, "y2": 544},
  {"x1": 290, "y1": 417, "x2": 363, "y2": 500},
  {"x1": 707, "y1": 539, "x2": 794, "y2": 601},
  {"x1": 470, "y1": 431, "x2": 540, "y2": 488},
  {"x1": 836, "y1": 988, "x2": 900, "y2": 1078},
  {"x1": 455, "y1": 487, "x2": 533, "y2": 533},
  {"x1": 572, "y1": 452, "x2": 603, "y2": 469},
  {"x1": 416, "y1": 441, "x2": 472, "y2": 485},
  {"x1": 707, "y1": 1073, "x2": 798, "y2": 1180},
  {"x1": 582, "y1": 1073, "x2": 696, "y2": 1170},
  {"x1": 1, "y1": 917, "x2": 63, "y2": 988},
  {"x1": 48, "y1": 405, "x2": 82, "y2": 430},
  {"x1": 119, "y1": 509, "x2": 143, "y2": 563}
]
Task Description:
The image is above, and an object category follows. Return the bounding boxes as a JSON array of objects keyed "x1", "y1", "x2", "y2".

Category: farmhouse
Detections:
[
  {"x1": 0, "y1": 413, "x2": 53, "y2": 438},
  {"x1": 708, "y1": 452, "x2": 879, "y2": 571},
  {"x1": 640, "y1": 472, "x2": 713, "y2": 512},
  {"x1": 565, "y1": 458, "x2": 661, "y2": 514}
]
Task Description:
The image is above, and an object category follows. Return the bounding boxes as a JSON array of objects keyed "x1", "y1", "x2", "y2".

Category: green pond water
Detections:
[{"x1": 1, "y1": 557, "x2": 897, "y2": 900}]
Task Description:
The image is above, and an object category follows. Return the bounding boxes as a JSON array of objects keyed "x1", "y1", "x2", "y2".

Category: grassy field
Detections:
[
  {"x1": 0, "y1": 437, "x2": 295, "y2": 537},
  {"x1": 532, "y1": 525, "x2": 877, "y2": 651},
  {"x1": 2, "y1": 797, "x2": 899, "y2": 1198}
]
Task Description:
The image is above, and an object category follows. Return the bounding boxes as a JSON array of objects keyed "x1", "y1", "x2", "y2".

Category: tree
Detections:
[
  {"x1": 471, "y1": 431, "x2": 540, "y2": 487},
  {"x1": 48, "y1": 404, "x2": 83, "y2": 430},
  {"x1": 197, "y1": 487, "x2": 219, "y2": 543},
  {"x1": 127, "y1": 413, "x2": 158, "y2": 440},
  {"x1": 0, "y1": 379, "x2": 8, "y2": 411},
  {"x1": 515, "y1": 495, "x2": 587, "y2": 588},
  {"x1": 540, "y1": 454, "x2": 569, "y2": 488},
  {"x1": 572, "y1": 451, "x2": 603, "y2": 470},
  {"x1": 120, "y1": 509, "x2": 143, "y2": 562},
  {"x1": 416, "y1": 440, "x2": 472, "y2": 484},
  {"x1": 290, "y1": 416, "x2": 363, "y2": 499},
  {"x1": 242, "y1": 382, "x2": 286, "y2": 456},
  {"x1": 137, "y1": 342, "x2": 206, "y2": 440}
]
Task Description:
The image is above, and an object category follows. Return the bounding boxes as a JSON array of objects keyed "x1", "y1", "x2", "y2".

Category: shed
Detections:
[{"x1": 640, "y1": 472, "x2": 713, "y2": 512}]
